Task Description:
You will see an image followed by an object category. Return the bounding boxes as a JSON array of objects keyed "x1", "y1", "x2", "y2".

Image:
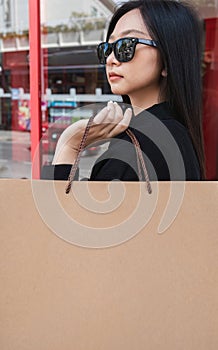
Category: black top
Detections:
[{"x1": 41, "y1": 102, "x2": 201, "y2": 181}]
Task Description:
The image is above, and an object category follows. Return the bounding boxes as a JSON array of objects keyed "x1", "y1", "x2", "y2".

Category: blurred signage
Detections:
[
  {"x1": 11, "y1": 88, "x2": 20, "y2": 100},
  {"x1": 48, "y1": 101, "x2": 77, "y2": 108},
  {"x1": 3, "y1": 0, "x2": 11, "y2": 28}
]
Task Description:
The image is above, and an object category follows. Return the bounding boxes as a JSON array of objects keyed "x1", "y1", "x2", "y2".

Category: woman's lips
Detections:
[{"x1": 108, "y1": 73, "x2": 123, "y2": 82}]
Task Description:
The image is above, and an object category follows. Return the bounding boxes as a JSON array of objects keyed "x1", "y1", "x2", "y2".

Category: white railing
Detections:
[{"x1": 0, "y1": 87, "x2": 122, "y2": 103}]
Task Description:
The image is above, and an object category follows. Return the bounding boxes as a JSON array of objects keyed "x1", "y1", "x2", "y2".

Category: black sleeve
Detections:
[
  {"x1": 89, "y1": 135, "x2": 162, "y2": 181},
  {"x1": 90, "y1": 158, "x2": 140, "y2": 181},
  {"x1": 41, "y1": 164, "x2": 79, "y2": 181},
  {"x1": 88, "y1": 122, "x2": 201, "y2": 181}
]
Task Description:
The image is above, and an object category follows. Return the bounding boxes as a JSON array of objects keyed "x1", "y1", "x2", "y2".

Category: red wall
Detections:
[{"x1": 203, "y1": 18, "x2": 218, "y2": 180}]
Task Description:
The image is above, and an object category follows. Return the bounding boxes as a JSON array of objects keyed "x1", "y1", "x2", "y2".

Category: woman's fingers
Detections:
[
  {"x1": 120, "y1": 107, "x2": 132, "y2": 128},
  {"x1": 107, "y1": 106, "x2": 132, "y2": 137},
  {"x1": 92, "y1": 101, "x2": 132, "y2": 138},
  {"x1": 94, "y1": 101, "x2": 130, "y2": 126},
  {"x1": 93, "y1": 101, "x2": 117, "y2": 125},
  {"x1": 113, "y1": 102, "x2": 125, "y2": 124},
  {"x1": 57, "y1": 102, "x2": 132, "y2": 150},
  {"x1": 93, "y1": 105, "x2": 110, "y2": 124}
]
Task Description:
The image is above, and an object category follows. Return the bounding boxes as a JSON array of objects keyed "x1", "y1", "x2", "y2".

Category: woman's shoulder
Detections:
[
  {"x1": 123, "y1": 102, "x2": 201, "y2": 180},
  {"x1": 130, "y1": 101, "x2": 191, "y2": 143}
]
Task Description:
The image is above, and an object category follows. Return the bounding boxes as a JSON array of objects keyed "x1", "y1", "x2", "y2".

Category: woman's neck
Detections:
[{"x1": 129, "y1": 87, "x2": 165, "y2": 115}]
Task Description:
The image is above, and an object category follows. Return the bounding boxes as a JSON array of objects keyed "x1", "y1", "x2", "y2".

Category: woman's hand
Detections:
[{"x1": 52, "y1": 101, "x2": 132, "y2": 164}]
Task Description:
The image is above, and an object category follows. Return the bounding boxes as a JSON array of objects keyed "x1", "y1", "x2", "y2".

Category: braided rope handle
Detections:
[
  {"x1": 126, "y1": 129, "x2": 152, "y2": 194},
  {"x1": 65, "y1": 115, "x2": 152, "y2": 194},
  {"x1": 65, "y1": 115, "x2": 95, "y2": 194}
]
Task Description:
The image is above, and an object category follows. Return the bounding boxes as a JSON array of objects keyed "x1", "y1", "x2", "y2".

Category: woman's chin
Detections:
[{"x1": 110, "y1": 87, "x2": 126, "y2": 96}]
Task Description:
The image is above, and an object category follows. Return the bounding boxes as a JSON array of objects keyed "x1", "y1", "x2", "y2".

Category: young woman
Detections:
[{"x1": 42, "y1": 0, "x2": 205, "y2": 183}]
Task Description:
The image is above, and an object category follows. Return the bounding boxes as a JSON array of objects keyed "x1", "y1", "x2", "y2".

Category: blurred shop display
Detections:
[
  {"x1": 18, "y1": 100, "x2": 30, "y2": 131},
  {"x1": 0, "y1": 86, "x2": 120, "y2": 156}
]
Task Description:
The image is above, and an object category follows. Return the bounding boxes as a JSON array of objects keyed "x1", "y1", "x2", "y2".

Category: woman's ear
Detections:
[{"x1": 161, "y1": 68, "x2": 167, "y2": 77}]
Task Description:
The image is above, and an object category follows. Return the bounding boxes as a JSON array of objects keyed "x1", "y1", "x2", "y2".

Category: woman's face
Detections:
[{"x1": 106, "y1": 9, "x2": 164, "y2": 108}]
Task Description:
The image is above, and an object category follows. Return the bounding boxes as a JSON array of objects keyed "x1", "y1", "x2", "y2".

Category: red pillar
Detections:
[
  {"x1": 29, "y1": 0, "x2": 42, "y2": 179},
  {"x1": 203, "y1": 18, "x2": 218, "y2": 180}
]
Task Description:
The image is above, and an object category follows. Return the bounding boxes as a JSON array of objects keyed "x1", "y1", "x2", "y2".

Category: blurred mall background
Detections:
[{"x1": 0, "y1": 0, "x2": 217, "y2": 179}]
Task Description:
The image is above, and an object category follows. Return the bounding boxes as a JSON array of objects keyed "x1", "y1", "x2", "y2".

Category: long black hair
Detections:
[{"x1": 106, "y1": 0, "x2": 205, "y2": 178}]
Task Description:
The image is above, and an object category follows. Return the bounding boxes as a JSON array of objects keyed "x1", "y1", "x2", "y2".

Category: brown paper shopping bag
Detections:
[{"x1": 0, "y1": 179, "x2": 217, "y2": 350}]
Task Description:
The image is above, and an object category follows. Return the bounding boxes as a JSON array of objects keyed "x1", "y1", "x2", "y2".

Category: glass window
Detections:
[{"x1": 39, "y1": 0, "x2": 114, "y2": 177}]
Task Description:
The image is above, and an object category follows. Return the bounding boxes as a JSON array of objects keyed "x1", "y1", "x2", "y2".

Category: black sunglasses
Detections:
[{"x1": 97, "y1": 37, "x2": 158, "y2": 64}]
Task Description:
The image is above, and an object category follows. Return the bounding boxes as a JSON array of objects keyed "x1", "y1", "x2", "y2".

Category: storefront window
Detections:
[{"x1": 39, "y1": 0, "x2": 115, "y2": 177}]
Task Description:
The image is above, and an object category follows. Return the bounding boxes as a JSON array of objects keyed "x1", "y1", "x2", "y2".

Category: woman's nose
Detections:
[{"x1": 106, "y1": 51, "x2": 120, "y2": 65}]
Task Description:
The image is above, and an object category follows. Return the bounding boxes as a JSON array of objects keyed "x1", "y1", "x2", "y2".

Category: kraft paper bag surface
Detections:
[{"x1": 0, "y1": 179, "x2": 218, "y2": 350}]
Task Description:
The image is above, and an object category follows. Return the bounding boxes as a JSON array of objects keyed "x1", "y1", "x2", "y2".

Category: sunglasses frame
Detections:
[{"x1": 97, "y1": 37, "x2": 158, "y2": 64}]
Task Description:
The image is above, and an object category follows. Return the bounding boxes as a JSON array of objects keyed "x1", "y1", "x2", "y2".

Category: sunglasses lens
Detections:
[
  {"x1": 97, "y1": 38, "x2": 136, "y2": 64},
  {"x1": 115, "y1": 38, "x2": 135, "y2": 62},
  {"x1": 97, "y1": 43, "x2": 112, "y2": 64}
]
